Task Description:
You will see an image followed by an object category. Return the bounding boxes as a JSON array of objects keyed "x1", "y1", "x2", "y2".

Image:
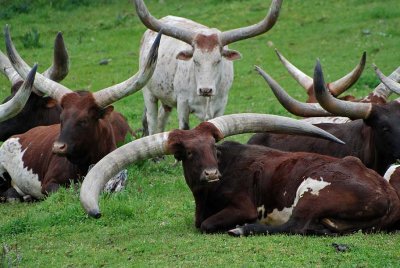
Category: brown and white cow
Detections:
[
  {"x1": 79, "y1": 113, "x2": 400, "y2": 235},
  {"x1": 0, "y1": 27, "x2": 161, "y2": 201},
  {"x1": 0, "y1": 33, "x2": 133, "y2": 143},
  {"x1": 248, "y1": 62, "x2": 400, "y2": 175},
  {"x1": 134, "y1": 0, "x2": 282, "y2": 135}
]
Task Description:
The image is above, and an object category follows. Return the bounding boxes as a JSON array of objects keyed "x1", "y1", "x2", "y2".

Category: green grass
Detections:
[{"x1": 1, "y1": 0, "x2": 400, "y2": 266}]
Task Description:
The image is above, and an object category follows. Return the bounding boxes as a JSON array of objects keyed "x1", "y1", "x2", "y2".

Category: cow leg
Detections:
[
  {"x1": 143, "y1": 89, "x2": 158, "y2": 135},
  {"x1": 157, "y1": 104, "x2": 172, "y2": 133},
  {"x1": 177, "y1": 98, "x2": 190, "y2": 130},
  {"x1": 141, "y1": 107, "x2": 149, "y2": 137},
  {"x1": 228, "y1": 218, "x2": 307, "y2": 236},
  {"x1": 200, "y1": 197, "x2": 258, "y2": 233},
  {"x1": 41, "y1": 181, "x2": 60, "y2": 195}
]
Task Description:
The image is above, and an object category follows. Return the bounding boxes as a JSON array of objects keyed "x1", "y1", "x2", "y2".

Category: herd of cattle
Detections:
[{"x1": 1, "y1": 0, "x2": 400, "y2": 237}]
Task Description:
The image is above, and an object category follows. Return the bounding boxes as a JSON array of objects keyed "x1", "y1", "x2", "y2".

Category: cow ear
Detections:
[
  {"x1": 222, "y1": 49, "x2": 242, "y2": 61},
  {"x1": 46, "y1": 98, "x2": 58, "y2": 108},
  {"x1": 99, "y1": 105, "x2": 114, "y2": 119},
  {"x1": 176, "y1": 49, "x2": 194, "y2": 61}
]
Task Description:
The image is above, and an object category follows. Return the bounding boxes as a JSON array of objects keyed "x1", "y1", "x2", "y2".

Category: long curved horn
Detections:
[
  {"x1": 5, "y1": 25, "x2": 72, "y2": 103},
  {"x1": 328, "y1": 52, "x2": 366, "y2": 96},
  {"x1": 275, "y1": 49, "x2": 313, "y2": 92},
  {"x1": 0, "y1": 50, "x2": 20, "y2": 86},
  {"x1": 373, "y1": 65, "x2": 400, "y2": 95},
  {"x1": 371, "y1": 67, "x2": 400, "y2": 100},
  {"x1": 314, "y1": 60, "x2": 372, "y2": 119},
  {"x1": 42, "y1": 32, "x2": 69, "y2": 82},
  {"x1": 0, "y1": 64, "x2": 37, "y2": 122},
  {"x1": 80, "y1": 132, "x2": 170, "y2": 218},
  {"x1": 220, "y1": 0, "x2": 283, "y2": 46},
  {"x1": 134, "y1": 0, "x2": 195, "y2": 45},
  {"x1": 276, "y1": 50, "x2": 366, "y2": 97},
  {"x1": 80, "y1": 113, "x2": 344, "y2": 218},
  {"x1": 255, "y1": 65, "x2": 332, "y2": 117},
  {"x1": 93, "y1": 31, "x2": 161, "y2": 107}
]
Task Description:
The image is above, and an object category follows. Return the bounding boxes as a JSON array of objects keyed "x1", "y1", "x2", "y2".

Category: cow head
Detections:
[
  {"x1": 53, "y1": 92, "x2": 115, "y2": 163},
  {"x1": 134, "y1": 0, "x2": 282, "y2": 97},
  {"x1": 5, "y1": 26, "x2": 161, "y2": 166},
  {"x1": 168, "y1": 122, "x2": 223, "y2": 183},
  {"x1": 176, "y1": 32, "x2": 241, "y2": 96},
  {"x1": 79, "y1": 113, "x2": 344, "y2": 218}
]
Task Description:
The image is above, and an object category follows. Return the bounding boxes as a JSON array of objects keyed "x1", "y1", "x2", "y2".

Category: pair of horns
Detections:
[
  {"x1": 0, "y1": 64, "x2": 37, "y2": 121},
  {"x1": 5, "y1": 25, "x2": 161, "y2": 107},
  {"x1": 134, "y1": 0, "x2": 282, "y2": 46},
  {"x1": 80, "y1": 113, "x2": 344, "y2": 218},
  {"x1": 373, "y1": 65, "x2": 400, "y2": 95},
  {"x1": 0, "y1": 32, "x2": 69, "y2": 95},
  {"x1": 276, "y1": 49, "x2": 366, "y2": 99},
  {"x1": 258, "y1": 60, "x2": 400, "y2": 119}
]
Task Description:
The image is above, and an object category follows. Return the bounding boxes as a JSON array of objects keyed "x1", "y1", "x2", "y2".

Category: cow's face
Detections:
[
  {"x1": 0, "y1": 82, "x2": 60, "y2": 141},
  {"x1": 53, "y1": 92, "x2": 113, "y2": 162},
  {"x1": 176, "y1": 33, "x2": 241, "y2": 97},
  {"x1": 366, "y1": 101, "x2": 400, "y2": 160},
  {"x1": 168, "y1": 122, "x2": 223, "y2": 184}
]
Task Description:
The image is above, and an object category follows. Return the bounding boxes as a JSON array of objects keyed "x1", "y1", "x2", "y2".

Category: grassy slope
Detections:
[{"x1": 0, "y1": 0, "x2": 400, "y2": 266}]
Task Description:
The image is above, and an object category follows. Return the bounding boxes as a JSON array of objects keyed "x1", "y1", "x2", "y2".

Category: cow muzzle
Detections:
[
  {"x1": 200, "y1": 168, "x2": 221, "y2": 183},
  {"x1": 52, "y1": 141, "x2": 68, "y2": 155},
  {"x1": 198, "y1": 87, "x2": 214, "y2": 97}
]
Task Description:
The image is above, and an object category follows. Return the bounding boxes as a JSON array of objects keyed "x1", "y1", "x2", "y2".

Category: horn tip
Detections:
[{"x1": 88, "y1": 209, "x2": 102, "y2": 219}]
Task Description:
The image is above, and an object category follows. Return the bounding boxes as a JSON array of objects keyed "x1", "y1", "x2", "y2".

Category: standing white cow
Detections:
[{"x1": 134, "y1": 0, "x2": 283, "y2": 135}]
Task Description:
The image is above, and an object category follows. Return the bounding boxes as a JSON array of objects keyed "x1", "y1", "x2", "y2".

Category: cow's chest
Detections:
[
  {"x1": 257, "y1": 177, "x2": 331, "y2": 226},
  {"x1": 0, "y1": 138, "x2": 44, "y2": 199}
]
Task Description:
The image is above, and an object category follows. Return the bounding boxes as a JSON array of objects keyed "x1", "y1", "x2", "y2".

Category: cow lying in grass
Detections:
[{"x1": 0, "y1": 27, "x2": 161, "y2": 201}]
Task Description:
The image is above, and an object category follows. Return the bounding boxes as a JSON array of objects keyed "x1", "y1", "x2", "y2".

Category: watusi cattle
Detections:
[
  {"x1": 79, "y1": 113, "x2": 343, "y2": 221},
  {"x1": 0, "y1": 27, "x2": 161, "y2": 201},
  {"x1": 248, "y1": 62, "x2": 400, "y2": 175},
  {"x1": 0, "y1": 32, "x2": 133, "y2": 143},
  {"x1": 80, "y1": 113, "x2": 400, "y2": 235},
  {"x1": 134, "y1": 0, "x2": 282, "y2": 135}
]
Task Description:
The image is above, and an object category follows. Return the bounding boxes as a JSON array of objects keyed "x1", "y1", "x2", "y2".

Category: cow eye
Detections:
[
  {"x1": 187, "y1": 151, "x2": 193, "y2": 159},
  {"x1": 193, "y1": 60, "x2": 200, "y2": 66},
  {"x1": 213, "y1": 59, "x2": 221, "y2": 66},
  {"x1": 382, "y1": 126, "x2": 390, "y2": 132}
]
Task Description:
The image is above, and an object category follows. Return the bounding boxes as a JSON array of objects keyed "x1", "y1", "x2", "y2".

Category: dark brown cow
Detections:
[
  {"x1": 0, "y1": 27, "x2": 161, "y2": 201},
  {"x1": 79, "y1": 113, "x2": 400, "y2": 235},
  {"x1": 248, "y1": 62, "x2": 400, "y2": 175},
  {"x1": 0, "y1": 33, "x2": 133, "y2": 142}
]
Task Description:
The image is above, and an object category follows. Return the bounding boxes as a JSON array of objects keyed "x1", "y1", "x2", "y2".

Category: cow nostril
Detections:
[{"x1": 199, "y1": 88, "x2": 213, "y2": 96}]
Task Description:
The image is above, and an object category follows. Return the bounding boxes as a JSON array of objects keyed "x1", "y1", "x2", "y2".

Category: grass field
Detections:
[{"x1": 1, "y1": 0, "x2": 400, "y2": 266}]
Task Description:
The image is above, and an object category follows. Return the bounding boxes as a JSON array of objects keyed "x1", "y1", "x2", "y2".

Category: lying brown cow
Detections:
[
  {"x1": 0, "y1": 27, "x2": 161, "y2": 201},
  {"x1": 79, "y1": 111, "x2": 400, "y2": 235}
]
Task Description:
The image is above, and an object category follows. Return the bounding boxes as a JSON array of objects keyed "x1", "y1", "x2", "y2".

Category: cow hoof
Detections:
[
  {"x1": 228, "y1": 227, "x2": 244, "y2": 237},
  {"x1": 22, "y1": 195, "x2": 33, "y2": 202}
]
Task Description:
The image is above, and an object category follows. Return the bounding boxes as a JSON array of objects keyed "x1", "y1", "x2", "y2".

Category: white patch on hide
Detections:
[
  {"x1": 0, "y1": 138, "x2": 44, "y2": 199},
  {"x1": 258, "y1": 177, "x2": 331, "y2": 226},
  {"x1": 384, "y1": 164, "x2": 399, "y2": 182}
]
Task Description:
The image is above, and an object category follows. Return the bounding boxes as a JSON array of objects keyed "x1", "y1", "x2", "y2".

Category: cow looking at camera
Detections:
[
  {"x1": 134, "y1": 0, "x2": 283, "y2": 135},
  {"x1": 80, "y1": 110, "x2": 400, "y2": 235},
  {"x1": 0, "y1": 27, "x2": 161, "y2": 201}
]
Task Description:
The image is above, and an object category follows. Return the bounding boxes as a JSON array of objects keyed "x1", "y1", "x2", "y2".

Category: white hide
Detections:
[
  {"x1": 384, "y1": 164, "x2": 399, "y2": 182},
  {"x1": 139, "y1": 16, "x2": 234, "y2": 135},
  {"x1": 258, "y1": 177, "x2": 331, "y2": 226},
  {"x1": 0, "y1": 138, "x2": 44, "y2": 199}
]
